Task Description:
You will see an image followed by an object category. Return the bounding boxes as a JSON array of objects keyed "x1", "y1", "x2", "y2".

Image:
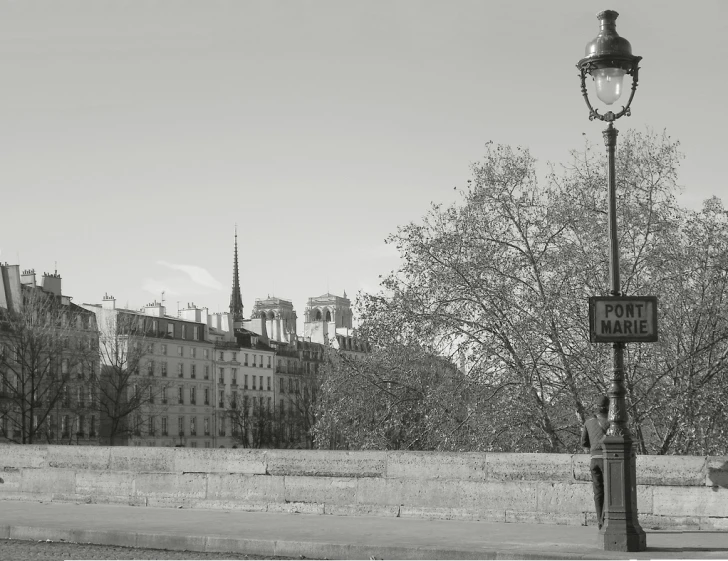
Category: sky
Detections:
[{"x1": 1, "y1": 0, "x2": 726, "y2": 332}]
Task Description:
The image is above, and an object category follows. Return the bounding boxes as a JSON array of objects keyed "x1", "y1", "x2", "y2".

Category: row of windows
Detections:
[
  {"x1": 152, "y1": 344, "x2": 210, "y2": 358},
  {"x1": 217, "y1": 370, "x2": 272, "y2": 390},
  {"x1": 145, "y1": 361, "x2": 210, "y2": 379},
  {"x1": 1, "y1": 413, "x2": 97, "y2": 438},
  {"x1": 133, "y1": 415, "x2": 211, "y2": 437},
  {"x1": 217, "y1": 351, "x2": 272, "y2": 368}
]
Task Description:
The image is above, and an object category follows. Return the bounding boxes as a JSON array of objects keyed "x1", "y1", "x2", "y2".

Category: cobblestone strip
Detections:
[{"x1": 0, "y1": 538, "x2": 305, "y2": 560}]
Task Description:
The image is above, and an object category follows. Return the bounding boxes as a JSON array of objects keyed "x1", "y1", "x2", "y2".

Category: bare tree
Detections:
[
  {"x1": 90, "y1": 312, "x2": 164, "y2": 445},
  {"x1": 0, "y1": 287, "x2": 97, "y2": 444}
]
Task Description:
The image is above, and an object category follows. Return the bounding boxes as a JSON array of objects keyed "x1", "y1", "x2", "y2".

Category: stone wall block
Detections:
[
  {"x1": 133, "y1": 473, "x2": 207, "y2": 499},
  {"x1": 399, "y1": 506, "x2": 506, "y2": 522},
  {"x1": 386, "y1": 451, "x2": 487, "y2": 481},
  {"x1": 0, "y1": 444, "x2": 47, "y2": 468},
  {"x1": 653, "y1": 485, "x2": 728, "y2": 517},
  {"x1": 266, "y1": 450, "x2": 385, "y2": 478},
  {"x1": 506, "y1": 510, "x2": 586, "y2": 526},
  {"x1": 636, "y1": 455, "x2": 707, "y2": 486},
  {"x1": 637, "y1": 484, "x2": 654, "y2": 515},
  {"x1": 571, "y1": 455, "x2": 592, "y2": 482},
  {"x1": 206, "y1": 474, "x2": 284, "y2": 503},
  {"x1": 174, "y1": 448, "x2": 266, "y2": 474},
  {"x1": 397, "y1": 479, "x2": 537, "y2": 511},
  {"x1": 47, "y1": 446, "x2": 111, "y2": 471},
  {"x1": 0, "y1": 467, "x2": 22, "y2": 491},
  {"x1": 109, "y1": 447, "x2": 175, "y2": 472},
  {"x1": 75, "y1": 470, "x2": 134, "y2": 498},
  {"x1": 21, "y1": 468, "x2": 75, "y2": 494},
  {"x1": 706, "y1": 456, "x2": 728, "y2": 488},
  {"x1": 356, "y1": 477, "x2": 403, "y2": 506},
  {"x1": 486, "y1": 453, "x2": 573, "y2": 482},
  {"x1": 536, "y1": 481, "x2": 592, "y2": 513},
  {"x1": 284, "y1": 475, "x2": 358, "y2": 505}
]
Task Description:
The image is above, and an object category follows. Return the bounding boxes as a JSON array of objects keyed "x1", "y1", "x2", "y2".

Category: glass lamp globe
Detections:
[{"x1": 593, "y1": 67, "x2": 626, "y2": 105}]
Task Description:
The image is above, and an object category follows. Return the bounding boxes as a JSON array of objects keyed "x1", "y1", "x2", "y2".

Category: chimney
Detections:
[
  {"x1": 143, "y1": 300, "x2": 166, "y2": 317},
  {"x1": 41, "y1": 271, "x2": 62, "y2": 296},
  {"x1": 20, "y1": 269, "x2": 36, "y2": 287},
  {"x1": 102, "y1": 293, "x2": 116, "y2": 310}
]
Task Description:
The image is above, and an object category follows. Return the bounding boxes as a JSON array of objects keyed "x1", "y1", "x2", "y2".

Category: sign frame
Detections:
[{"x1": 589, "y1": 296, "x2": 658, "y2": 343}]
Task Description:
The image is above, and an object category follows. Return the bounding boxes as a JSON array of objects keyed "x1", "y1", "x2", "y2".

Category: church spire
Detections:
[{"x1": 229, "y1": 225, "x2": 244, "y2": 324}]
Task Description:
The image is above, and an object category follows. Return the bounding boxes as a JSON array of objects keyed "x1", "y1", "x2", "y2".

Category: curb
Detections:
[{"x1": 0, "y1": 525, "x2": 606, "y2": 560}]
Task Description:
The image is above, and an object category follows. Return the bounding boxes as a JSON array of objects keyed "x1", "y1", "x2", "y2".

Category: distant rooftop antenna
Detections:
[{"x1": 161, "y1": 290, "x2": 165, "y2": 305}]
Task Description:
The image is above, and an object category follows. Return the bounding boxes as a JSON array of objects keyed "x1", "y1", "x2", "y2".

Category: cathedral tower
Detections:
[{"x1": 229, "y1": 226, "x2": 244, "y2": 327}]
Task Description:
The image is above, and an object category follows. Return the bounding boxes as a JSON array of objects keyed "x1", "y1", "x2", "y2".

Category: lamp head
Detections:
[{"x1": 578, "y1": 10, "x2": 641, "y2": 107}]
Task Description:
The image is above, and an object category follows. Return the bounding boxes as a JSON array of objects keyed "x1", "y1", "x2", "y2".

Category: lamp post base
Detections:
[{"x1": 600, "y1": 436, "x2": 646, "y2": 552}]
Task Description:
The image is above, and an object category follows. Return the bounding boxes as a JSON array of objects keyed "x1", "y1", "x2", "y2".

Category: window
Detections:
[
  {"x1": 244, "y1": 353, "x2": 248, "y2": 366},
  {"x1": 191, "y1": 347, "x2": 196, "y2": 358},
  {"x1": 190, "y1": 416, "x2": 196, "y2": 435},
  {"x1": 218, "y1": 390, "x2": 224, "y2": 408},
  {"x1": 178, "y1": 386, "x2": 184, "y2": 404},
  {"x1": 90, "y1": 415, "x2": 96, "y2": 437},
  {"x1": 162, "y1": 416, "x2": 168, "y2": 436},
  {"x1": 162, "y1": 386, "x2": 168, "y2": 404},
  {"x1": 161, "y1": 362, "x2": 168, "y2": 377},
  {"x1": 147, "y1": 361, "x2": 154, "y2": 376},
  {"x1": 190, "y1": 387, "x2": 196, "y2": 405},
  {"x1": 167, "y1": 324, "x2": 174, "y2": 337},
  {"x1": 219, "y1": 352, "x2": 224, "y2": 361},
  {"x1": 204, "y1": 417, "x2": 210, "y2": 436},
  {"x1": 61, "y1": 415, "x2": 69, "y2": 437},
  {"x1": 63, "y1": 385, "x2": 70, "y2": 407},
  {"x1": 244, "y1": 374, "x2": 248, "y2": 389},
  {"x1": 191, "y1": 364, "x2": 196, "y2": 379},
  {"x1": 178, "y1": 416, "x2": 184, "y2": 436},
  {"x1": 231, "y1": 390, "x2": 238, "y2": 409},
  {"x1": 147, "y1": 343, "x2": 154, "y2": 354},
  {"x1": 232, "y1": 352, "x2": 237, "y2": 362},
  {"x1": 204, "y1": 349, "x2": 209, "y2": 359},
  {"x1": 280, "y1": 379, "x2": 285, "y2": 394},
  {"x1": 149, "y1": 386, "x2": 155, "y2": 404},
  {"x1": 252, "y1": 355, "x2": 257, "y2": 367},
  {"x1": 295, "y1": 379, "x2": 299, "y2": 393},
  {"x1": 177, "y1": 346, "x2": 183, "y2": 356},
  {"x1": 204, "y1": 365, "x2": 209, "y2": 380},
  {"x1": 161, "y1": 344, "x2": 167, "y2": 355},
  {"x1": 218, "y1": 368, "x2": 224, "y2": 384},
  {"x1": 193, "y1": 326, "x2": 199, "y2": 340},
  {"x1": 178, "y1": 364, "x2": 184, "y2": 378},
  {"x1": 181, "y1": 325, "x2": 186, "y2": 340},
  {"x1": 149, "y1": 416, "x2": 155, "y2": 436},
  {"x1": 204, "y1": 388, "x2": 209, "y2": 405},
  {"x1": 280, "y1": 399, "x2": 284, "y2": 414},
  {"x1": 231, "y1": 368, "x2": 237, "y2": 386},
  {"x1": 267, "y1": 377, "x2": 271, "y2": 391},
  {"x1": 252, "y1": 375, "x2": 256, "y2": 390},
  {"x1": 218, "y1": 417, "x2": 226, "y2": 436},
  {"x1": 153, "y1": 319, "x2": 158, "y2": 333},
  {"x1": 289, "y1": 378, "x2": 293, "y2": 393},
  {"x1": 267, "y1": 356, "x2": 272, "y2": 369}
]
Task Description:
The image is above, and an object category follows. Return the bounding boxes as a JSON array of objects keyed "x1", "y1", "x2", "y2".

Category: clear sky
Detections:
[{"x1": 1, "y1": 0, "x2": 725, "y2": 331}]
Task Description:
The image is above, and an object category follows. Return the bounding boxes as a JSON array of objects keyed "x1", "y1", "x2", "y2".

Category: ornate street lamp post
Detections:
[{"x1": 577, "y1": 10, "x2": 647, "y2": 552}]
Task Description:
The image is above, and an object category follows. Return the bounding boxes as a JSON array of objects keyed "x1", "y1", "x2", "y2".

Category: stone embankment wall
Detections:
[{"x1": 1, "y1": 446, "x2": 726, "y2": 530}]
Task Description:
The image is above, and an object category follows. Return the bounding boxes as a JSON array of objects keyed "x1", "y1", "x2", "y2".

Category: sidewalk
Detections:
[{"x1": 1, "y1": 500, "x2": 727, "y2": 560}]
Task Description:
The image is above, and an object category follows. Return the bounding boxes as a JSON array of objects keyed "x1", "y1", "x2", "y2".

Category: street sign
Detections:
[{"x1": 589, "y1": 296, "x2": 658, "y2": 343}]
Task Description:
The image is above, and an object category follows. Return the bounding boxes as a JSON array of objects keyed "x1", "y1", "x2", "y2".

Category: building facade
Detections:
[{"x1": 0, "y1": 266, "x2": 100, "y2": 445}]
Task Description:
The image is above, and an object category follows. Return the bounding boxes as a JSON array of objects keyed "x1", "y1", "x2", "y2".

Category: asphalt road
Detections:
[{"x1": 0, "y1": 539, "x2": 305, "y2": 560}]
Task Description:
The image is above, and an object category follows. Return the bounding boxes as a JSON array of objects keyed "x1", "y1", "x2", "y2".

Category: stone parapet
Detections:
[{"x1": 0, "y1": 445, "x2": 726, "y2": 529}]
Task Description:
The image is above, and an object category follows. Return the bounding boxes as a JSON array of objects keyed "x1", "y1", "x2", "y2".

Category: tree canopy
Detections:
[{"x1": 322, "y1": 129, "x2": 727, "y2": 455}]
